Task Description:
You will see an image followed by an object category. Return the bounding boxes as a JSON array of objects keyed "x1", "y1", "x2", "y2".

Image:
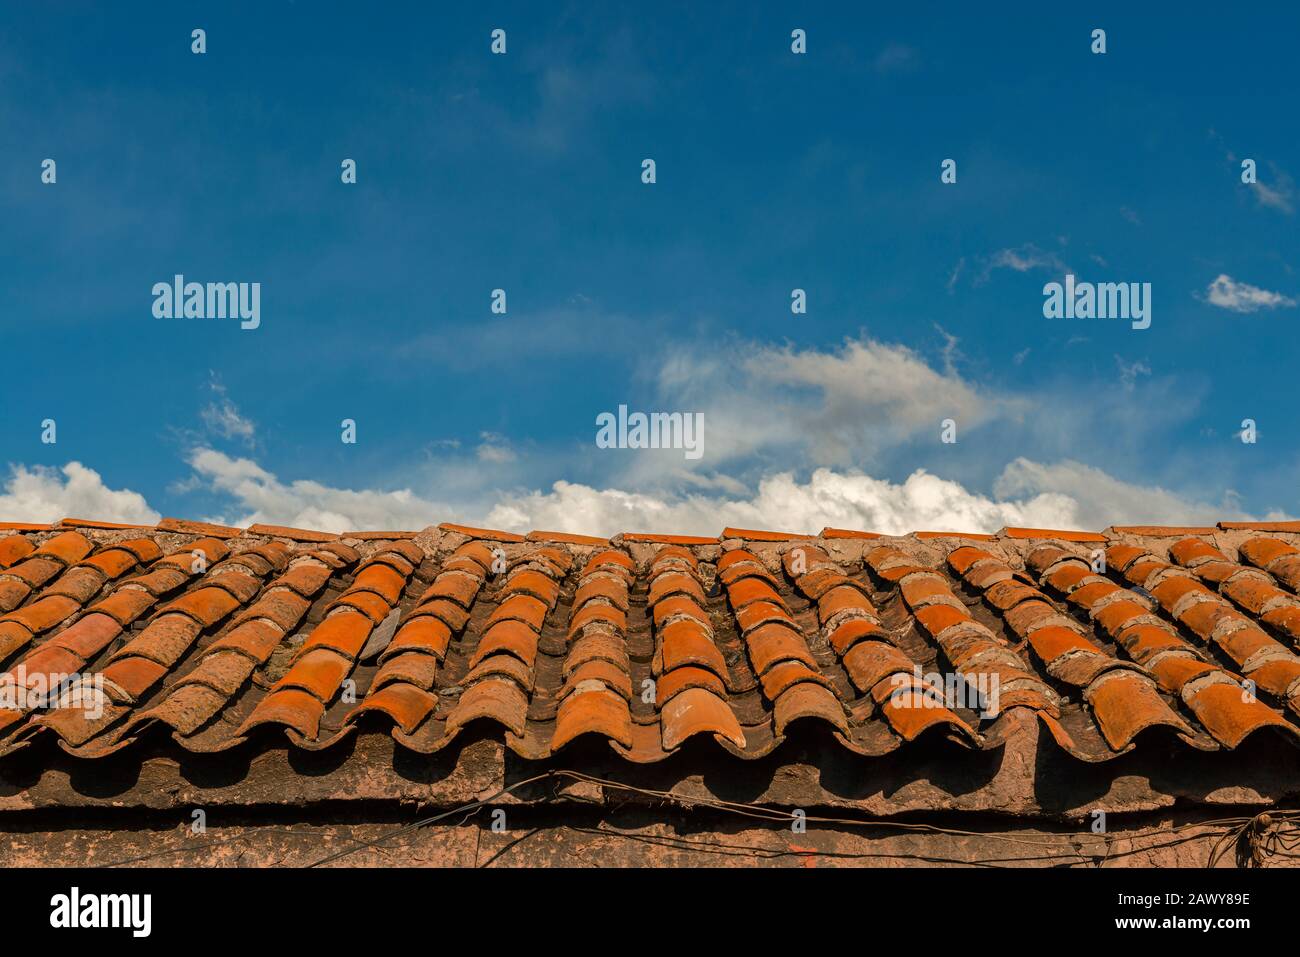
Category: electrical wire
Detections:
[{"x1": 88, "y1": 768, "x2": 1289, "y2": 869}]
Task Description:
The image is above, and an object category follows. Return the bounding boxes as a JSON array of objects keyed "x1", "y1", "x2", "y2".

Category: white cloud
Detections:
[
  {"x1": 2, "y1": 450, "x2": 1277, "y2": 542},
  {"x1": 483, "y1": 459, "x2": 1261, "y2": 538},
  {"x1": 476, "y1": 432, "x2": 517, "y2": 464},
  {"x1": 186, "y1": 448, "x2": 453, "y2": 532},
  {"x1": 0, "y1": 463, "x2": 159, "y2": 525},
  {"x1": 648, "y1": 336, "x2": 1026, "y2": 472},
  {"x1": 485, "y1": 468, "x2": 1075, "y2": 537},
  {"x1": 0, "y1": 332, "x2": 1281, "y2": 538},
  {"x1": 993, "y1": 458, "x2": 1280, "y2": 529},
  {"x1": 1204, "y1": 274, "x2": 1296, "y2": 313},
  {"x1": 201, "y1": 399, "x2": 255, "y2": 442}
]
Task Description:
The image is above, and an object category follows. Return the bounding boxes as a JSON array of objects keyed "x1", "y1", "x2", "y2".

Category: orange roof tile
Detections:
[
  {"x1": 0, "y1": 511, "x2": 1295, "y2": 821},
  {"x1": 156, "y1": 517, "x2": 244, "y2": 539},
  {"x1": 437, "y1": 522, "x2": 526, "y2": 543},
  {"x1": 57, "y1": 517, "x2": 156, "y2": 530},
  {"x1": 914, "y1": 530, "x2": 997, "y2": 541},
  {"x1": 1110, "y1": 525, "x2": 1217, "y2": 537},
  {"x1": 621, "y1": 533, "x2": 716, "y2": 544},
  {"x1": 1218, "y1": 521, "x2": 1300, "y2": 533},
  {"x1": 720, "y1": 526, "x2": 814, "y2": 541},
  {"x1": 244, "y1": 524, "x2": 340, "y2": 543},
  {"x1": 526, "y1": 530, "x2": 609, "y2": 546},
  {"x1": 1002, "y1": 526, "x2": 1107, "y2": 542},
  {"x1": 820, "y1": 527, "x2": 883, "y2": 539}
]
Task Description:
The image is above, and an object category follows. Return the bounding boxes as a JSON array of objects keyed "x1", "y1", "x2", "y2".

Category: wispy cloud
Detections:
[
  {"x1": 1116, "y1": 356, "x2": 1151, "y2": 390},
  {"x1": 873, "y1": 43, "x2": 919, "y2": 74},
  {"x1": 476, "y1": 432, "x2": 517, "y2": 464},
  {"x1": 200, "y1": 376, "x2": 256, "y2": 445},
  {"x1": 946, "y1": 257, "x2": 965, "y2": 294},
  {"x1": 1253, "y1": 165, "x2": 1295, "y2": 215},
  {"x1": 976, "y1": 243, "x2": 1068, "y2": 284}
]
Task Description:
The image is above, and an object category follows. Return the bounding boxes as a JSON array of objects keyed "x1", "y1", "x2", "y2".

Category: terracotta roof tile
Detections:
[
  {"x1": 820, "y1": 527, "x2": 882, "y2": 539},
  {"x1": 156, "y1": 517, "x2": 244, "y2": 539},
  {"x1": 57, "y1": 517, "x2": 156, "y2": 530},
  {"x1": 1110, "y1": 525, "x2": 1217, "y2": 537},
  {"x1": 526, "y1": 530, "x2": 608, "y2": 545},
  {"x1": 2, "y1": 514, "x2": 1299, "y2": 811},
  {"x1": 244, "y1": 524, "x2": 340, "y2": 543},
  {"x1": 1002, "y1": 527, "x2": 1107, "y2": 542},
  {"x1": 437, "y1": 523, "x2": 526, "y2": 542},
  {"x1": 0, "y1": 535, "x2": 35, "y2": 569},
  {"x1": 1218, "y1": 521, "x2": 1300, "y2": 532},
  {"x1": 721, "y1": 526, "x2": 814, "y2": 541},
  {"x1": 340, "y1": 530, "x2": 419, "y2": 540},
  {"x1": 621, "y1": 533, "x2": 716, "y2": 544}
]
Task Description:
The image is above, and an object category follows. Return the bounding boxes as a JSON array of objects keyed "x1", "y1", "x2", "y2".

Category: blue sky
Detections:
[{"x1": 2, "y1": 2, "x2": 1298, "y2": 534}]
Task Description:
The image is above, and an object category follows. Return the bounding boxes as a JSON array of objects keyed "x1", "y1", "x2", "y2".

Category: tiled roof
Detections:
[{"x1": 3, "y1": 517, "x2": 1300, "y2": 769}]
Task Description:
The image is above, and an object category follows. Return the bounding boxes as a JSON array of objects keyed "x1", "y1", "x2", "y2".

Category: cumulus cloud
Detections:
[
  {"x1": 650, "y1": 336, "x2": 1026, "y2": 471},
  {"x1": 483, "y1": 460, "x2": 1263, "y2": 538},
  {"x1": 485, "y1": 469, "x2": 1072, "y2": 537},
  {"x1": 4, "y1": 452, "x2": 1277, "y2": 541},
  {"x1": 1204, "y1": 274, "x2": 1296, "y2": 313},
  {"x1": 993, "y1": 458, "x2": 1278, "y2": 529},
  {"x1": 0, "y1": 463, "x2": 159, "y2": 524},
  {"x1": 1, "y1": 333, "x2": 1279, "y2": 537},
  {"x1": 186, "y1": 448, "x2": 453, "y2": 532}
]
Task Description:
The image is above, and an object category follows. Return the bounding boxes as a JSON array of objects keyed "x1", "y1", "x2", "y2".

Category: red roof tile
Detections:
[
  {"x1": 1002, "y1": 527, "x2": 1107, "y2": 542},
  {"x1": 244, "y1": 524, "x2": 340, "y2": 543},
  {"x1": 1218, "y1": 521, "x2": 1300, "y2": 532},
  {"x1": 437, "y1": 522, "x2": 526, "y2": 542},
  {"x1": 1, "y1": 513, "x2": 1299, "y2": 820},
  {"x1": 621, "y1": 532, "x2": 716, "y2": 544},
  {"x1": 526, "y1": 530, "x2": 608, "y2": 545},
  {"x1": 57, "y1": 517, "x2": 155, "y2": 530},
  {"x1": 156, "y1": 517, "x2": 244, "y2": 538},
  {"x1": 1110, "y1": 525, "x2": 1217, "y2": 537},
  {"x1": 341, "y1": 530, "x2": 419, "y2": 540},
  {"x1": 720, "y1": 526, "x2": 812, "y2": 541}
]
